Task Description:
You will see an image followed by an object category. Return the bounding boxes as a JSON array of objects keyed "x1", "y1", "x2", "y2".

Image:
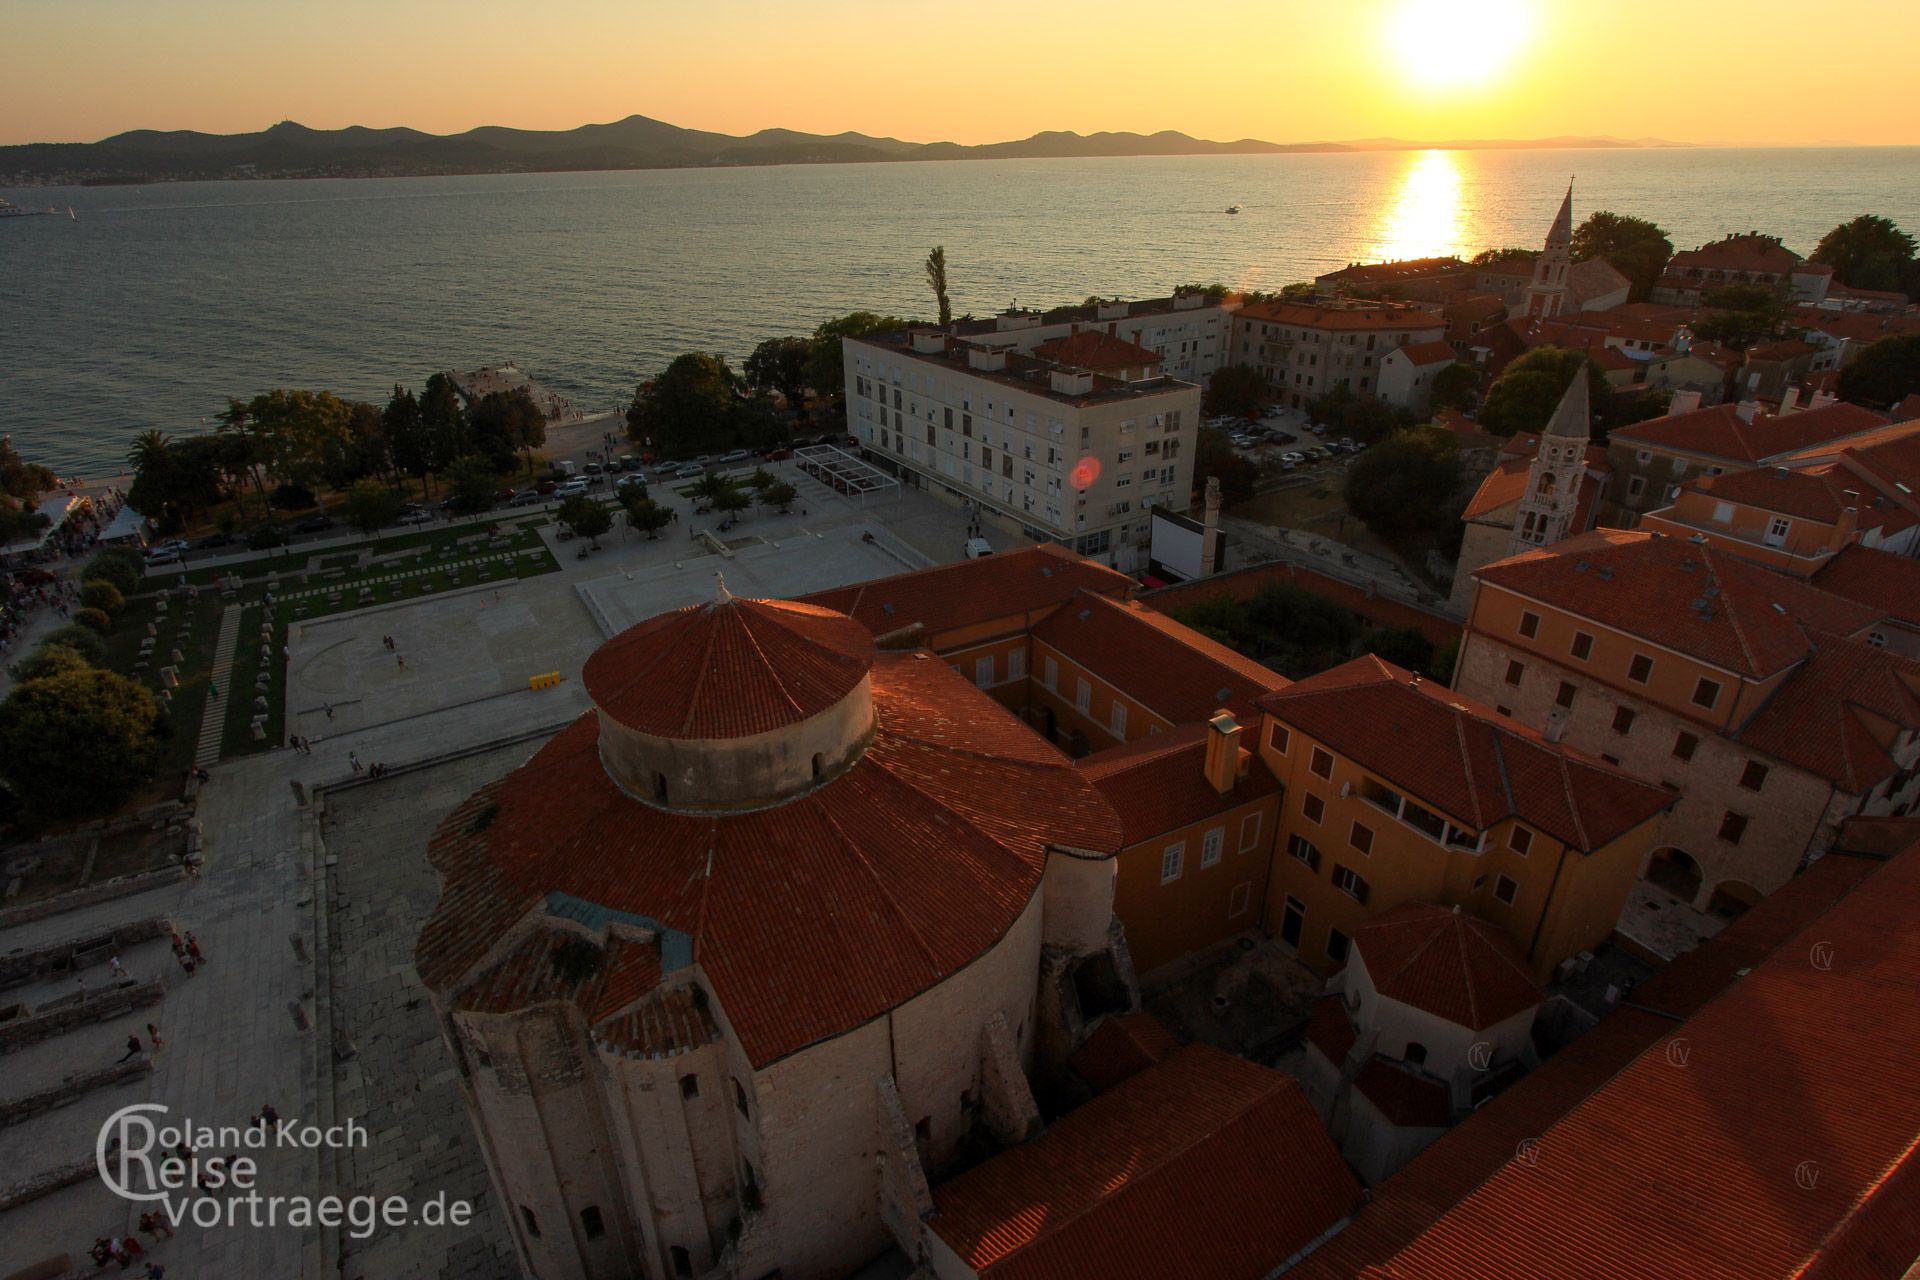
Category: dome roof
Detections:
[
  {"x1": 582, "y1": 592, "x2": 875, "y2": 739},
  {"x1": 420, "y1": 652, "x2": 1124, "y2": 1067},
  {"x1": 1351, "y1": 902, "x2": 1541, "y2": 1031}
]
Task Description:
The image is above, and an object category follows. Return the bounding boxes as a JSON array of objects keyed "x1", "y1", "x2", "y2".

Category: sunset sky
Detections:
[{"x1": 6, "y1": 0, "x2": 1916, "y2": 148}]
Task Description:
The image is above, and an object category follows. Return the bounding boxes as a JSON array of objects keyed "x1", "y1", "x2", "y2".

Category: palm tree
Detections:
[
  {"x1": 126, "y1": 429, "x2": 170, "y2": 475},
  {"x1": 925, "y1": 246, "x2": 952, "y2": 327}
]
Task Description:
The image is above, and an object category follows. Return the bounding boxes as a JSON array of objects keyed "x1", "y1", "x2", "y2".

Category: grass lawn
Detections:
[
  {"x1": 168, "y1": 515, "x2": 556, "y2": 587},
  {"x1": 96, "y1": 591, "x2": 226, "y2": 782}
]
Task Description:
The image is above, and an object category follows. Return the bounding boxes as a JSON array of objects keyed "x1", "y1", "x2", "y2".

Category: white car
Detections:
[
  {"x1": 1281, "y1": 451, "x2": 1306, "y2": 466},
  {"x1": 553, "y1": 480, "x2": 590, "y2": 498}
]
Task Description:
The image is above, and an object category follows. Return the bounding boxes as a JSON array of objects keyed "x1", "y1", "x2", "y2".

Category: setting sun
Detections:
[{"x1": 1390, "y1": 0, "x2": 1536, "y2": 89}]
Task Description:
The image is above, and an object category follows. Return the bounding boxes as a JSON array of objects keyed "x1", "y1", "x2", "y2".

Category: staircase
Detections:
[{"x1": 193, "y1": 604, "x2": 242, "y2": 769}]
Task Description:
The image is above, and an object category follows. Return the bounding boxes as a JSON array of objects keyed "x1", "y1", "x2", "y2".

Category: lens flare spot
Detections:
[{"x1": 1069, "y1": 457, "x2": 1102, "y2": 490}]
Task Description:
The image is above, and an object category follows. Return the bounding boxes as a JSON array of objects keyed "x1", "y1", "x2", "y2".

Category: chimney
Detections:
[
  {"x1": 1667, "y1": 389, "x2": 1703, "y2": 416},
  {"x1": 1199, "y1": 476, "x2": 1222, "y2": 576},
  {"x1": 1543, "y1": 707, "x2": 1568, "y2": 744},
  {"x1": 1778, "y1": 386, "x2": 1801, "y2": 415},
  {"x1": 1734, "y1": 400, "x2": 1760, "y2": 423},
  {"x1": 1809, "y1": 390, "x2": 1838, "y2": 411},
  {"x1": 1835, "y1": 505, "x2": 1860, "y2": 547},
  {"x1": 1203, "y1": 709, "x2": 1244, "y2": 796}
]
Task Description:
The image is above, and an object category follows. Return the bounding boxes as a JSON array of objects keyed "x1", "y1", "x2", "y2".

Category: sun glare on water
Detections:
[{"x1": 1390, "y1": 0, "x2": 1535, "y2": 90}]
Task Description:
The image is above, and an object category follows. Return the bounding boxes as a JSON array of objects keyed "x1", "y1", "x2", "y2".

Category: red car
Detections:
[
  {"x1": 536, "y1": 480, "x2": 559, "y2": 495},
  {"x1": 765, "y1": 448, "x2": 794, "y2": 461}
]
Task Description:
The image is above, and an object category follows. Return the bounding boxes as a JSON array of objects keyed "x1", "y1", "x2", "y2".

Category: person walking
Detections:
[
  {"x1": 396, "y1": 653, "x2": 405, "y2": 669},
  {"x1": 207, "y1": 679, "x2": 218, "y2": 699},
  {"x1": 185, "y1": 932, "x2": 204, "y2": 964},
  {"x1": 118, "y1": 1034, "x2": 144, "y2": 1063},
  {"x1": 349, "y1": 751, "x2": 363, "y2": 775},
  {"x1": 323, "y1": 702, "x2": 335, "y2": 721},
  {"x1": 147, "y1": 1022, "x2": 164, "y2": 1051},
  {"x1": 170, "y1": 931, "x2": 185, "y2": 958},
  {"x1": 109, "y1": 955, "x2": 129, "y2": 979}
]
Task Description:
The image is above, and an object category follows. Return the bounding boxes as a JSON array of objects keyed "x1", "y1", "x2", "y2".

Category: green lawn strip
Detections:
[
  {"x1": 95, "y1": 592, "x2": 224, "y2": 779},
  {"x1": 221, "y1": 603, "x2": 288, "y2": 759},
  {"x1": 165, "y1": 516, "x2": 552, "y2": 586}
]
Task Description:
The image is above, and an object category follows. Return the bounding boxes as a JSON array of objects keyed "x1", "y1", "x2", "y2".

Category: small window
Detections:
[
  {"x1": 1719, "y1": 811, "x2": 1749, "y2": 845},
  {"x1": 811, "y1": 753, "x2": 824, "y2": 780},
  {"x1": 1302, "y1": 793, "x2": 1326, "y2": 824},
  {"x1": 1327, "y1": 927, "x2": 1352, "y2": 963},
  {"x1": 1268, "y1": 722, "x2": 1291, "y2": 754},
  {"x1": 1333, "y1": 864, "x2": 1370, "y2": 902},
  {"x1": 1555, "y1": 681, "x2": 1577, "y2": 709},
  {"x1": 1309, "y1": 747, "x2": 1334, "y2": 780},
  {"x1": 1673, "y1": 731, "x2": 1700, "y2": 762},
  {"x1": 1628, "y1": 653, "x2": 1654, "y2": 684},
  {"x1": 1495, "y1": 874, "x2": 1519, "y2": 905},
  {"x1": 974, "y1": 655, "x2": 994, "y2": 688},
  {"x1": 1160, "y1": 842, "x2": 1185, "y2": 884},
  {"x1": 671, "y1": 1246, "x2": 692, "y2": 1277},
  {"x1": 1612, "y1": 705, "x2": 1636, "y2": 735},
  {"x1": 653, "y1": 772, "x2": 668, "y2": 803},
  {"x1": 1509, "y1": 826, "x2": 1533, "y2": 856},
  {"x1": 1239, "y1": 812, "x2": 1263, "y2": 852},
  {"x1": 521, "y1": 1206, "x2": 541, "y2": 1239},
  {"x1": 1519, "y1": 611, "x2": 1540, "y2": 639},
  {"x1": 1505, "y1": 659, "x2": 1525, "y2": 687},
  {"x1": 733, "y1": 1078, "x2": 751, "y2": 1119},
  {"x1": 1110, "y1": 702, "x2": 1129, "y2": 736},
  {"x1": 1349, "y1": 821, "x2": 1374, "y2": 855},
  {"x1": 1043, "y1": 656, "x2": 1058, "y2": 690},
  {"x1": 581, "y1": 1206, "x2": 605, "y2": 1241},
  {"x1": 1740, "y1": 761, "x2": 1769, "y2": 792},
  {"x1": 1075, "y1": 678, "x2": 1091, "y2": 712},
  {"x1": 1201, "y1": 827, "x2": 1225, "y2": 868},
  {"x1": 1692, "y1": 677, "x2": 1722, "y2": 710},
  {"x1": 1228, "y1": 881, "x2": 1252, "y2": 917},
  {"x1": 679, "y1": 1074, "x2": 700, "y2": 1099},
  {"x1": 1288, "y1": 834, "x2": 1322, "y2": 869},
  {"x1": 1404, "y1": 1042, "x2": 1428, "y2": 1067},
  {"x1": 1570, "y1": 632, "x2": 1594, "y2": 661}
]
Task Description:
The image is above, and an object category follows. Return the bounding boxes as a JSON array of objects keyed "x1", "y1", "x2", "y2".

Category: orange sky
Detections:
[{"x1": 5, "y1": 0, "x2": 1916, "y2": 148}]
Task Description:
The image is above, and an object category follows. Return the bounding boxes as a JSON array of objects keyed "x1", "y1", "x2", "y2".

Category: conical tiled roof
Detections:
[
  {"x1": 1541, "y1": 369, "x2": 1590, "y2": 439},
  {"x1": 1352, "y1": 901, "x2": 1542, "y2": 1031},
  {"x1": 1547, "y1": 180, "x2": 1574, "y2": 247},
  {"x1": 582, "y1": 594, "x2": 874, "y2": 738}
]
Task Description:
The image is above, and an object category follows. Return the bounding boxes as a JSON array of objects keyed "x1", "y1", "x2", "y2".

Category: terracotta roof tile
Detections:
[
  {"x1": 1259, "y1": 656, "x2": 1672, "y2": 849},
  {"x1": 1475, "y1": 529, "x2": 1880, "y2": 678},
  {"x1": 419, "y1": 652, "x2": 1122, "y2": 1068},
  {"x1": 1237, "y1": 299, "x2": 1446, "y2": 333},
  {"x1": 1738, "y1": 629, "x2": 1920, "y2": 793},
  {"x1": 1078, "y1": 724, "x2": 1278, "y2": 844},
  {"x1": 1033, "y1": 590, "x2": 1289, "y2": 723},
  {"x1": 1353, "y1": 1057, "x2": 1453, "y2": 1128},
  {"x1": 1565, "y1": 257, "x2": 1630, "y2": 302},
  {"x1": 1068, "y1": 1012, "x2": 1180, "y2": 1093},
  {"x1": 1612, "y1": 401, "x2": 1887, "y2": 464},
  {"x1": 1663, "y1": 233, "x2": 1804, "y2": 278},
  {"x1": 796, "y1": 543, "x2": 1131, "y2": 646},
  {"x1": 1393, "y1": 340, "x2": 1457, "y2": 366},
  {"x1": 1034, "y1": 330, "x2": 1162, "y2": 371},
  {"x1": 1812, "y1": 545, "x2": 1920, "y2": 628},
  {"x1": 931, "y1": 1044, "x2": 1361, "y2": 1280},
  {"x1": 1352, "y1": 901, "x2": 1541, "y2": 1031},
  {"x1": 582, "y1": 596, "x2": 873, "y2": 737}
]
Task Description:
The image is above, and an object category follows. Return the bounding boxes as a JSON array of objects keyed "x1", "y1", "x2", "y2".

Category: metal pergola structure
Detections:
[{"x1": 792, "y1": 444, "x2": 902, "y2": 505}]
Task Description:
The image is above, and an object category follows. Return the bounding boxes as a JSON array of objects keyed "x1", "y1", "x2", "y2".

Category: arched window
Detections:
[
  {"x1": 653, "y1": 772, "x2": 668, "y2": 802},
  {"x1": 580, "y1": 1206, "x2": 605, "y2": 1241},
  {"x1": 733, "y1": 1078, "x2": 751, "y2": 1119},
  {"x1": 520, "y1": 1205, "x2": 540, "y2": 1239},
  {"x1": 812, "y1": 753, "x2": 825, "y2": 779}
]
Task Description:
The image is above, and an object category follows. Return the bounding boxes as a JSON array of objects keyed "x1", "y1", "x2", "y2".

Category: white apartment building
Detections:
[
  {"x1": 844, "y1": 331, "x2": 1200, "y2": 573},
  {"x1": 1229, "y1": 299, "x2": 1447, "y2": 408},
  {"x1": 950, "y1": 291, "x2": 1235, "y2": 384}
]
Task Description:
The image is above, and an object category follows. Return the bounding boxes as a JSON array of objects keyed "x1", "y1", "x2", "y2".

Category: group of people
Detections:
[
  {"x1": 1, "y1": 573, "x2": 77, "y2": 660},
  {"x1": 88, "y1": 1233, "x2": 165, "y2": 1274},
  {"x1": 345, "y1": 751, "x2": 390, "y2": 778},
  {"x1": 170, "y1": 928, "x2": 207, "y2": 977}
]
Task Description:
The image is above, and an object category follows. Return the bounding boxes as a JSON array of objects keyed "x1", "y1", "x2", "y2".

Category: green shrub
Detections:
[
  {"x1": 41, "y1": 625, "x2": 106, "y2": 664},
  {"x1": 14, "y1": 644, "x2": 93, "y2": 682},
  {"x1": 85, "y1": 547, "x2": 144, "y2": 595},
  {"x1": 80, "y1": 580, "x2": 125, "y2": 615},
  {"x1": 0, "y1": 667, "x2": 161, "y2": 820},
  {"x1": 71, "y1": 607, "x2": 112, "y2": 633}
]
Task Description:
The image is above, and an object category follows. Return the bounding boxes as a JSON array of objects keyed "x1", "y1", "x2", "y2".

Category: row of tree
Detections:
[{"x1": 1166, "y1": 578, "x2": 1446, "y2": 682}]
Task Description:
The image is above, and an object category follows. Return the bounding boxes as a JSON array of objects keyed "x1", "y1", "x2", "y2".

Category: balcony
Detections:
[{"x1": 1356, "y1": 778, "x2": 1481, "y2": 851}]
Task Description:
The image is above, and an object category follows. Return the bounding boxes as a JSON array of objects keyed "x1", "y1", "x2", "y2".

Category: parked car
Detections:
[
  {"x1": 615, "y1": 474, "x2": 648, "y2": 494},
  {"x1": 553, "y1": 479, "x2": 591, "y2": 498},
  {"x1": 508, "y1": 489, "x2": 544, "y2": 507},
  {"x1": 719, "y1": 449, "x2": 751, "y2": 464},
  {"x1": 1309, "y1": 423, "x2": 1327, "y2": 436},
  {"x1": 765, "y1": 448, "x2": 794, "y2": 461},
  {"x1": 1280, "y1": 451, "x2": 1306, "y2": 466},
  {"x1": 584, "y1": 462, "x2": 603, "y2": 476},
  {"x1": 291, "y1": 515, "x2": 335, "y2": 534},
  {"x1": 536, "y1": 480, "x2": 559, "y2": 495},
  {"x1": 673, "y1": 464, "x2": 705, "y2": 480},
  {"x1": 194, "y1": 533, "x2": 236, "y2": 550},
  {"x1": 1268, "y1": 430, "x2": 1298, "y2": 445},
  {"x1": 690, "y1": 454, "x2": 713, "y2": 466},
  {"x1": 397, "y1": 509, "x2": 434, "y2": 526},
  {"x1": 618, "y1": 455, "x2": 638, "y2": 471}
]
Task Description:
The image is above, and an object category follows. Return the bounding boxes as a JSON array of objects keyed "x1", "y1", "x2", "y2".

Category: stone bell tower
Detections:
[
  {"x1": 1510, "y1": 372, "x2": 1591, "y2": 554},
  {"x1": 1522, "y1": 181, "x2": 1575, "y2": 319}
]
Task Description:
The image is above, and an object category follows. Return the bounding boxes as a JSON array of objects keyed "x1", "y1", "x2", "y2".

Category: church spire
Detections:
[
  {"x1": 1548, "y1": 179, "x2": 1574, "y2": 249},
  {"x1": 1543, "y1": 369, "x2": 1590, "y2": 439}
]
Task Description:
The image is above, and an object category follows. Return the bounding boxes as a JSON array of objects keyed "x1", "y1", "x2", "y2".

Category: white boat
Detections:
[
  {"x1": 68, "y1": 206, "x2": 77, "y2": 221},
  {"x1": 0, "y1": 198, "x2": 55, "y2": 219}
]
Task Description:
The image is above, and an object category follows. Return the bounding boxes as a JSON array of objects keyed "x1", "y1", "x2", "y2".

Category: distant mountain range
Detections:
[{"x1": 0, "y1": 116, "x2": 1691, "y2": 185}]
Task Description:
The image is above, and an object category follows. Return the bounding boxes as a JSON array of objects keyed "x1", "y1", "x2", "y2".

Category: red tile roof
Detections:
[
  {"x1": 1611, "y1": 400, "x2": 1888, "y2": 464},
  {"x1": 1461, "y1": 454, "x2": 1532, "y2": 520},
  {"x1": 1238, "y1": 299, "x2": 1446, "y2": 333},
  {"x1": 582, "y1": 595, "x2": 873, "y2": 738},
  {"x1": 1145, "y1": 562, "x2": 1460, "y2": 651},
  {"x1": 1664, "y1": 233, "x2": 1804, "y2": 278},
  {"x1": 1078, "y1": 723, "x2": 1278, "y2": 844},
  {"x1": 1352, "y1": 1058, "x2": 1453, "y2": 1129},
  {"x1": 1034, "y1": 330, "x2": 1162, "y2": 371},
  {"x1": 1259, "y1": 656, "x2": 1673, "y2": 850},
  {"x1": 1287, "y1": 845, "x2": 1888, "y2": 1280},
  {"x1": 1392, "y1": 340, "x2": 1457, "y2": 366},
  {"x1": 1474, "y1": 529, "x2": 1881, "y2": 678},
  {"x1": 1354, "y1": 839, "x2": 1920, "y2": 1280},
  {"x1": 1686, "y1": 464, "x2": 1880, "y2": 527},
  {"x1": 1352, "y1": 901, "x2": 1541, "y2": 1031},
  {"x1": 1304, "y1": 995, "x2": 1356, "y2": 1066},
  {"x1": 931, "y1": 1044, "x2": 1362, "y2": 1280},
  {"x1": 419, "y1": 651, "x2": 1123, "y2": 1068},
  {"x1": 1738, "y1": 629, "x2": 1920, "y2": 793},
  {"x1": 1565, "y1": 257, "x2": 1630, "y2": 303},
  {"x1": 796, "y1": 543, "x2": 1132, "y2": 647},
  {"x1": 1793, "y1": 307, "x2": 1920, "y2": 347},
  {"x1": 1068, "y1": 1011, "x2": 1179, "y2": 1093},
  {"x1": 1747, "y1": 337, "x2": 1818, "y2": 362},
  {"x1": 1813, "y1": 544, "x2": 1920, "y2": 628},
  {"x1": 1033, "y1": 589, "x2": 1289, "y2": 723}
]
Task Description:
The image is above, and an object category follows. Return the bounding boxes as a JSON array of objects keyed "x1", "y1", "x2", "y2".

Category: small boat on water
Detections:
[
  {"x1": 1226, "y1": 204, "x2": 1242, "y2": 215},
  {"x1": 0, "y1": 198, "x2": 56, "y2": 219},
  {"x1": 68, "y1": 207, "x2": 77, "y2": 221}
]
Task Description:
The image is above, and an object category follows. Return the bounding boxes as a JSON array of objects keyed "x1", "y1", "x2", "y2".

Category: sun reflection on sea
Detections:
[{"x1": 1372, "y1": 150, "x2": 1467, "y2": 263}]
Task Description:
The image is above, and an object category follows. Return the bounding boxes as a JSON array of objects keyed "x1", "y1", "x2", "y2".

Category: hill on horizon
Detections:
[{"x1": 0, "y1": 114, "x2": 1692, "y2": 185}]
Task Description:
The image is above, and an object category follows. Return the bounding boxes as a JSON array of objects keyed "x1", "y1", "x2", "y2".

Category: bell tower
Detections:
[
  {"x1": 1510, "y1": 371, "x2": 1591, "y2": 553},
  {"x1": 1523, "y1": 181, "x2": 1575, "y2": 319}
]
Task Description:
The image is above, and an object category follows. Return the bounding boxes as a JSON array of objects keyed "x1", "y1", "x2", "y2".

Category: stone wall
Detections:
[
  {"x1": 0, "y1": 867, "x2": 184, "y2": 932},
  {"x1": 0, "y1": 1057, "x2": 151, "y2": 1128},
  {"x1": 0, "y1": 916, "x2": 173, "y2": 990},
  {"x1": 0, "y1": 979, "x2": 164, "y2": 1053}
]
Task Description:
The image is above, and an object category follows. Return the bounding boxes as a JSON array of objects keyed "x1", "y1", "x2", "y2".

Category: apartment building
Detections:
[
  {"x1": 1253, "y1": 656, "x2": 1673, "y2": 980},
  {"x1": 1454, "y1": 529, "x2": 1920, "y2": 915},
  {"x1": 1650, "y1": 232, "x2": 1829, "y2": 306},
  {"x1": 843, "y1": 330, "x2": 1200, "y2": 572},
  {"x1": 1227, "y1": 299, "x2": 1445, "y2": 408},
  {"x1": 948, "y1": 290, "x2": 1235, "y2": 384}
]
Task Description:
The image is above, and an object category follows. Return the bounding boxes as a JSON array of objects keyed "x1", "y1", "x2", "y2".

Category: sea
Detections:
[{"x1": 3, "y1": 146, "x2": 1916, "y2": 479}]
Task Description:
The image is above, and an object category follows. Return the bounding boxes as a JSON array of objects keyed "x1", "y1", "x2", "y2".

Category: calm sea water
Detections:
[{"x1": 3, "y1": 146, "x2": 1915, "y2": 478}]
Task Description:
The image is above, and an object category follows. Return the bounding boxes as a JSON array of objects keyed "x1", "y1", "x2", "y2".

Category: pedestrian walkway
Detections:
[{"x1": 194, "y1": 604, "x2": 240, "y2": 767}]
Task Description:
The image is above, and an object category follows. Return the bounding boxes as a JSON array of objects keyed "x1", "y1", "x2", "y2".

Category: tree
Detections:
[
  {"x1": 468, "y1": 388, "x2": 545, "y2": 476},
  {"x1": 85, "y1": 546, "x2": 145, "y2": 596},
  {"x1": 925, "y1": 246, "x2": 952, "y2": 326},
  {"x1": 711, "y1": 485, "x2": 753, "y2": 521},
  {"x1": 1470, "y1": 247, "x2": 1538, "y2": 267},
  {"x1": 1344, "y1": 428, "x2": 1462, "y2": 546},
  {"x1": 805, "y1": 312, "x2": 913, "y2": 413},
  {"x1": 1812, "y1": 215, "x2": 1919, "y2": 297},
  {"x1": 1837, "y1": 334, "x2": 1920, "y2": 409},
  {"x1": 744, "y1": 337, "x2": 813, "y2": 419},
  {"x1": 124, "y1": 429, "x2": 171, "y2": 476},
  {"x1": 1691, "y1": 283, "x2": 1787, "y2": 350},
  {"x1": 443, "y1": 455, "x2": 499, "y2": 516},
  {"x1": 13, "y1": 643, "x2": 92, "y2": 683},
  {"x1": 1309, "y1": 385, "x2": 1404, "y2": 444},
  {"x1": 382, "y1": 385, "x2": 433, "y2": 499},
  {"x1": 1362, "y1": 625, "x2": 1437, "y2": 676},
  {"x1": 1429, "y1": 362, "x2": 1479, "y2": 413},
  {"x1": 621, "y1": 494, "x2": 672, "y2": 539},
  {"x1": 758, "y1": 480, "x2": 797, "y2": 512},
  {"x1": 72, "y1": 607, "x2": 112, "y2": 633},
  {"x1": 419, "y1": 373, "x2": 466, "y2": 474},
  {"x1": 0, "y1": 667, "x2": 162, "y2": 821},
  {"x1": 1571, "y1": 212, "x2": 1673, "y2": 302},
  {"x1": 1204, "y1": 364, "x2": 1268, "y2": 418},
  {"x1": 242, "y1": 388, "x2": 359, "y2": 496},
  {"x1": 1193, "y1": 428, "x2": 1257, "y2": 505},
  {"x1": 557, "y1": 494, "x2": 612, "y2": 548},
  {"x1": 343, "y1": 479, "x2": 400, "y2": 541},
  {"x1": 627, "y1": 353, "x2": 744, "y2": 457},
  {"x1": 1479, "y1": 348, "x2": 1608, "y2": 438},
  {"x1": 1174, "y1": 282, "x2": 1232, "y2": 301},
  {"x1": 80, "y1": 580, "x2": 124, "y2": 615},
  {"x1": 41, "y1": 624, "x2": 106, "y2": 664},
  {"x1": 0, "y1": 434, "x2": 58, "y2": 543}
]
